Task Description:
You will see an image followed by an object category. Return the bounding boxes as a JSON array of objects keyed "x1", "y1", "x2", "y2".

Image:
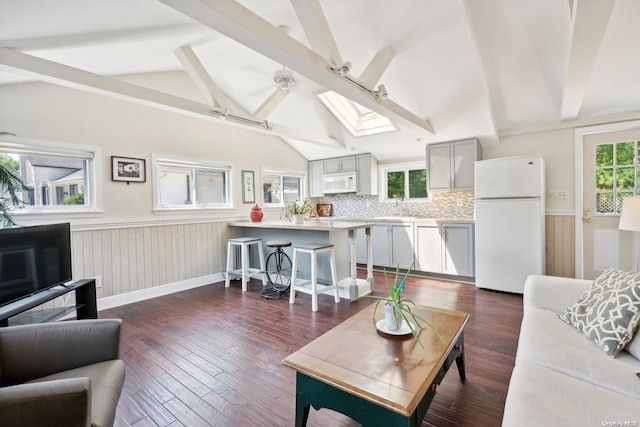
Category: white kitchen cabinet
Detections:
[
  {"x1": 426, "y1": 138, "x2": 481, "y2": 192},
  {"x1": 415, "y1": 223, "x2": 475, "y2": 277},
  {"x1": 324, "y1": 156, "x2": 356, "y2": 174},
  {"x1": 371, "y1": 223, "x2": 390, "y2": 267},
  {"x1": 415, "y1": 224, "x2": 443, "y2": 273},
  {"x1": 356, "y1": 153, "x2": 378, "y2": 195},
  {"x1": 308, "y1": 160, "x2": 324, "y2": 197}
]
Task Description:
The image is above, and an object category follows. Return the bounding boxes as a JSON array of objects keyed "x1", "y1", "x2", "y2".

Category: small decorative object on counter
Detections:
[
  {"x1": 286, "y1": 199, "x2": 312, "y2": 224},
  {"x1": 250, "y1": 204, "x2": 264, "y2": 222}
]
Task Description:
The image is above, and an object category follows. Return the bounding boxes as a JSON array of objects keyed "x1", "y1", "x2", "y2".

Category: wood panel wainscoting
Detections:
[
  {"x1": 545, "y1": 214, "x2": 575, "y2": 278},
  {"x1": 101, "y1": 271, "x2": 523, "y2": 427},
  {"x1": 70, "y1": 221, "x2": 239, "y2": 300}
]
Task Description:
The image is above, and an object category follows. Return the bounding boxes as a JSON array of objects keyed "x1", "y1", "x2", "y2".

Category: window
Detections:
[
  {"x1": 595, "y1": 141, "x2": 639, "y2": 214},
  {"x1": 317, "y1": 91, "x2": 397, "y2": 137},
  {"x1": 262, "y1": 169, "x2": 304, "y2": 207},
  {"x1": 381, "y1": 162, "x2": 428, "y2": 201},
  {"x1": 0, "y1": 136, "x2": 99, "y2": 213},
  {"x1": 152, "y1": 154, "x2": 232, "y2": 210}
]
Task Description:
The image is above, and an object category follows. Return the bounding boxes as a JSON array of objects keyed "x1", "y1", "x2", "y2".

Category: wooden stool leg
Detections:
[
  {"x1": 329, "y1": 249, "x2": 340, "y2": 303},
  {"x1": 289, "y1": 248, "x2": 298, "y2": 305},
  {"x1": 225, "y1": 241, "x2": 233, "y2": 288}
]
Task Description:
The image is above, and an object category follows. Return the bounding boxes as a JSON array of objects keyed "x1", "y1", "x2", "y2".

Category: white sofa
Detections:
[{"x1": 502, "y1": 274, "x2": 640, "y2": 427}]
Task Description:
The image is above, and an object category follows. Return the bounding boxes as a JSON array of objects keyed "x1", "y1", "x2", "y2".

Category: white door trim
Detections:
[{"x1": 574, "y1": 119, "x2": 640, "y2": 278}]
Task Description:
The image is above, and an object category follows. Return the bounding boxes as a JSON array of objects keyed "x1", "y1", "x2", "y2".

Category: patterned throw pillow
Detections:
[{"x1": 559, "y1": 269, "x2": 640, "y2": 357}]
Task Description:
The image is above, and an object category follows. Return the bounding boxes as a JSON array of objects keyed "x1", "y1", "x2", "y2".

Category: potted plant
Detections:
[
  {"x1": 0, "y1": 132, "x2": 27, "y2": 227},
  {"x1": 286, "y1": 199, "x2": 312, "y2": 224},
  {"x1": 361, "y1": 263, "x2": 442, "y2": 348}
]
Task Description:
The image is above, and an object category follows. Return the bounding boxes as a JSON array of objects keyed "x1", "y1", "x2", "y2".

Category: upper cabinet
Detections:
[
  {"x1": 308, "y1": 160, "x2": 324, "y2": 198},
  {"x1": 426, "y1": 138, "x2": 481, "y2": 192},
  {"x1": 309, "y1": 153, "x2": 378, "y2": 196},
  {"x1": 356, "y1": 153, "x2": 378, "y2": 196},
  {"x1": 324, "y1": 156, "x2": 356, "y2": 174}
]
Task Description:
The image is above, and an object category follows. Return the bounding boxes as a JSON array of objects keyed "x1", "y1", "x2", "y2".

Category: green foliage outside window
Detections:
[
  {"x1": 386, "y1": 169, "x2": 427, "y2": 200},
  {"x1": 595, "y1": 141, "x2": 638, "y2": 213},
  {"x1": 62, "y1": 193, "x2": 84, "y2": 205}
]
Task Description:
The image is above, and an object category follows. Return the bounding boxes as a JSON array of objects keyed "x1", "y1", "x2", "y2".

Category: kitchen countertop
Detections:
[
  {"x1": 316, "y1": 216, "x2": 474, "y2": 224},
  {"x1": 228, "y1": 220, "x2": 371, "y2": 231}
]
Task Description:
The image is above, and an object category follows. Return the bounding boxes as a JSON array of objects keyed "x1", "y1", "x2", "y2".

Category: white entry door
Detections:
[{"x1": 580, "y1": 127, "x2": 640, "y2": 279}]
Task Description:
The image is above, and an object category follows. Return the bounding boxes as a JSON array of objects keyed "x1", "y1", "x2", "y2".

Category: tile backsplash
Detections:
[{"x1": 316, "y1": 191, "x2": 474, "y2": 219}]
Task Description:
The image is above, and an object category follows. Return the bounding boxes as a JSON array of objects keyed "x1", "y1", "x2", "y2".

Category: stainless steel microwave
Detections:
[{"x1": 322, "y1": 172, "x2": 357, "y2": 194}]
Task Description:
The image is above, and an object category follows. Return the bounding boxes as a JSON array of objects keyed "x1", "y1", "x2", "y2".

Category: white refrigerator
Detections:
[{"x1": 474, "y1": 155, "x2": 545, "y2": 294}]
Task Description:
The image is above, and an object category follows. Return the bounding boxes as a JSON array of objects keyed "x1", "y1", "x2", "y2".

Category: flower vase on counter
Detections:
[
  {"x1": 250, "y1": 204, "x2": 264, "y2": 222},
  {"x1": 292, "y1": 214, "x2": 305, "y2": 224}
]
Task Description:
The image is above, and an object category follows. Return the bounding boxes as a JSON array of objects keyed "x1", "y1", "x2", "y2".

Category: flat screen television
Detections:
[{"x1": 0, "y1": 223, "x2": 72, "y2": 307}]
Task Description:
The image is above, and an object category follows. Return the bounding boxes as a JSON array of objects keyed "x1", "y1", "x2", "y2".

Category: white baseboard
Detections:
[{"x1": 96, "y1": 273, "x2": 225, "y2": 312}]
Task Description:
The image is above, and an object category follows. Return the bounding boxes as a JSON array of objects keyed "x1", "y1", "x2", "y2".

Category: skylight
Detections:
[{"x1": 317, "y1": 90, "x2": 398, "y2": 137}]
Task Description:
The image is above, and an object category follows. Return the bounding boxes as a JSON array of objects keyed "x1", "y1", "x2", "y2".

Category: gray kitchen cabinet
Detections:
[
  {"x1": 324, "y1": 155, "x2": 356, "y2": 174},
  {"x1": 308, "y1": 160, "x2": 324, "y2": 197},
  {"x1": 415, "y1": 223, "x2": 474, "y2": 277},
  {"x1": 426, "y1": 138, "x2": 481, "y2": 192},
  {"x1": 366, "y1": 222, "x2": 414, "y2": 269},
  {"x1": 356, "y1": 153, "x2": 379, "y2": 195},
  {"x1": 442, "y1": 224, "x2": 474, "y2": 277}
]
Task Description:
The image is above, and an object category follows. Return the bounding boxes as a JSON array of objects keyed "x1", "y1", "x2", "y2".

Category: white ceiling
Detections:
[{"x1": 1, "y1": 0, "x2": 639, "y2": 161}]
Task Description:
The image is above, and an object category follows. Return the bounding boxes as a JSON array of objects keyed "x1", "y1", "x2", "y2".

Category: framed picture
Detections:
[
  {"x1": 241, "y1": 170, "x2": 255, "y2": 204},
  {"x1": 111, "y1": 156, "x2": 146, "y2": 183}
]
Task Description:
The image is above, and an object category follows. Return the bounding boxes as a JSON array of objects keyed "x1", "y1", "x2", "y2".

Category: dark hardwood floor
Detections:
[{"x1": 102, "y1": 270, "x2": 523, "y2": 427}]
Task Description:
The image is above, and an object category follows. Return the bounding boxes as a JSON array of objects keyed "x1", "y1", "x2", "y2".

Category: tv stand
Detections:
[{"x1": 0, "y1": 278, "x2": 97, "y2": 327}]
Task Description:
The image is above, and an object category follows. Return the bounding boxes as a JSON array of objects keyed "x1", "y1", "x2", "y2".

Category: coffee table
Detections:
[{"x1": 282, "y1": 303, "x2": 469, "y2": 427}]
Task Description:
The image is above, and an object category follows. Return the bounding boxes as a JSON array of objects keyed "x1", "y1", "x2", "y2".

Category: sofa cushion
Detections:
[
  {"x1": 625, "y1": 331, "x2": 640, "y2": 360},
  {"x1": 502, "y1": 360, "x2": 640, "y2": 427},
  {"x1": 516, "y1": 306, "x2": 640, "y2": 399},
  {"x1": 559, "y1": 269, "x2": 640, "y2": 356},
  {"x1": 27, "y1": 360, "x2": 125, "y2": 427}
]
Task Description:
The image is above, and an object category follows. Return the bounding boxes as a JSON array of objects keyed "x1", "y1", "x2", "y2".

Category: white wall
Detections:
[{"x1": 0, "y1": 71, "x2": 308, "y2": 225}]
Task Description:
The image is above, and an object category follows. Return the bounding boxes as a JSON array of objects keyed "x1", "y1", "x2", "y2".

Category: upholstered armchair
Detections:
[{"x1": 0, "y1": 319, "x2": 125, "y2": 427}]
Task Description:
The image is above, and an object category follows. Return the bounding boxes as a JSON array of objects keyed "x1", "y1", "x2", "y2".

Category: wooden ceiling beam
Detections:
[
  {"x1": 358, "y1": 47, "x2": 395, "y2": 88},
  {"x1": 290, "y1": 0, "x2": 343, "y2": 67},
  {"x1": 0, "y1": 47, "x2": 342, "y2": 148},
  {"x1": 560, "y1": 0, "x2": 616, "y2": 121},
  {"x1": 158, "y1": 0, "x2": 434, "y2": 135}
]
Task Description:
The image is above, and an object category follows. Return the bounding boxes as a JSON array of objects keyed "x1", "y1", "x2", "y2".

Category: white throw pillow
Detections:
[{"x1": 559, "y1": 269, "x2": 640, "y2": 357}]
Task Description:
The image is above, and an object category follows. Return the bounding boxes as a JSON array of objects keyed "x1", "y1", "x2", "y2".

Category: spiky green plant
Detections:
[
  {"x1": 360, "y1": 262, "x2": 443, "y2": 348},
  {"x1": 0, "y1": 132, "x2": 27, "y2": 227}
]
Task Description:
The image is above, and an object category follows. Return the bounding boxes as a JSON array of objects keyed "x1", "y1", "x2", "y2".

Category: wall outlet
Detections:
[{"x1": 92, "y1": 276, "x2": 102, "y2": 288}]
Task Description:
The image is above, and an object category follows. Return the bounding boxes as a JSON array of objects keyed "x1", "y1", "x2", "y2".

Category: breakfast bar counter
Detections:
[{"x1": 228, "y1": 220, "x2": 374, "y2": 299}]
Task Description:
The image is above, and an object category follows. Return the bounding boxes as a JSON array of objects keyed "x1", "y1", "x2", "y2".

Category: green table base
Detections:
[{"x1": 294, "y1": 333, "x2": 465, "y2": 427}]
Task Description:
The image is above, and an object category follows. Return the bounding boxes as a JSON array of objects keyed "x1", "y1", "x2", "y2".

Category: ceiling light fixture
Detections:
[
  {"x1": 273, "y1": 68, "x2": 296, "y2": 91},
  {"x1": 209, "y1": 109, "x2": 271, "y2": 130},
  {"x1": 329, "y1": 61, "x2": 389, "y2": 101},
  {"x1": 375, "y1": 84, "x2": 388, "y2": 100}
]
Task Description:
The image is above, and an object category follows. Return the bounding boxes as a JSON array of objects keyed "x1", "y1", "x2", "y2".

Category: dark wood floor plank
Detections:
[{"x1": 105, "y1": 271, "x2": 522, "y2": 427}]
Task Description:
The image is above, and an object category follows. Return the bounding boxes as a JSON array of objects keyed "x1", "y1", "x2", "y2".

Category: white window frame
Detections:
[
  {"x1": 0, "y1": 135, "x2": 102, "y2": 219},
  {"x1": 379, "y1": 161, "x2": 429, "y2": 202},
  {"x1": 151, "y1": 153, "x2": 234, "y2": 212},
  {"x1": 261, "y1": 167, "x2": 306, "y2": 209}
]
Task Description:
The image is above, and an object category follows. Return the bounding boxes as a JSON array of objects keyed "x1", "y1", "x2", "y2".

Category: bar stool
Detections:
[
  {"x1": 225, "y1": 237, "x2": 266, "y2": 291},
  {"x1": 262, "y1": 240, "x2": 292, "y2": 299},
  {"x1": 289, "y1": 242, "x2": 340, "y2": 312}
]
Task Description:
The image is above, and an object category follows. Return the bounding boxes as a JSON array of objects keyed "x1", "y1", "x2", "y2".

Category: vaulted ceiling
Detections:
[{"x1": 1, "y1": 0, "x2": 638, "y2": 161}]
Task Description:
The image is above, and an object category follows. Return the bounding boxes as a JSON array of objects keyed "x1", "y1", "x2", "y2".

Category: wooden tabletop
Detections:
[{"x1": 282, "y1": 303, "x2": 469, "y2": 417}]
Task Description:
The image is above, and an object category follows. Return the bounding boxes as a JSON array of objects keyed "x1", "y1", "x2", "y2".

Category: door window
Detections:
[{"x1": 595, "y1": 141, "x2": 639, "y2": 214}]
